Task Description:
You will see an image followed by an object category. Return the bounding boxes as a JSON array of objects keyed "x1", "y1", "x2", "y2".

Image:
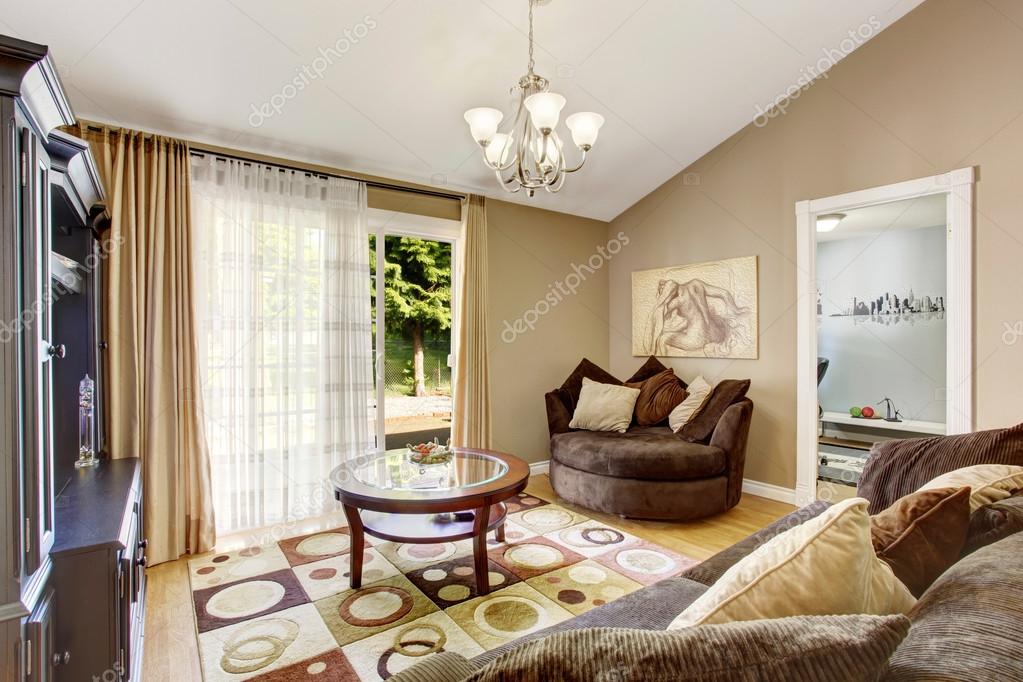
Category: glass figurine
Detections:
[{"x1": 75, "y1": 374, "x2": 98, "y2": 468}]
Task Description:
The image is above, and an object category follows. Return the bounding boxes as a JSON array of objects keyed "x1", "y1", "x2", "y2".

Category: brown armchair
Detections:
[{"x1": 544, "y1": 358, "x2": 754, "y2": 520}]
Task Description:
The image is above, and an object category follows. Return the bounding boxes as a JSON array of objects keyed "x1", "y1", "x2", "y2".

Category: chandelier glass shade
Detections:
[{"x1": 463, "y1": 1, "x2": 604, "y2": 196}]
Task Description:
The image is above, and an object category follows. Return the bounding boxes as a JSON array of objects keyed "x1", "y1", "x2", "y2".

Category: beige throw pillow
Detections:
[
  {"x1": 668, "y1": 375, "x2": 713, "y2": 432},
  {"x1": 919, "y1": 464, "x2": 1023, "y2": 513},
  {"x1": 667, "y1": 498, "x2": 916, "y2": 629},
  {"x1": 568, "y1": 378, "x2": 640, "y2": 433}
]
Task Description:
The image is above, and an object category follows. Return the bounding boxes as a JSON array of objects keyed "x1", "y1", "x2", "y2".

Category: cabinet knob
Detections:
[
  {"x1": 139, "y1": 539, "x2": 148, "y2": 550},
  {"x1": 138, "y1": 556, "x2": 147, "y2": 568},
  {"x1": 48, "y1": 344, "x2": 66, "y2": 359},
  {"x1": 52, "y1": 651, "x2": 71, "y2": 666}
]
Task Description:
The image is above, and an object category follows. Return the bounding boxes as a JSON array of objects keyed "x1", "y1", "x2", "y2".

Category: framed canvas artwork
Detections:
[{"x1": 632, "y1": 255, "x2": 758, "y2": 359}]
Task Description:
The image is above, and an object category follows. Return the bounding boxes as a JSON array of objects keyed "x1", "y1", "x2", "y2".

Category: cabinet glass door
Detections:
[{"x1": 20, "y1": 125, "x2": 55, "y2": 577}]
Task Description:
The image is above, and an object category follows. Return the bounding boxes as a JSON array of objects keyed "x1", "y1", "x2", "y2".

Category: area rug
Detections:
[{"x1": 188, "y1": 492, "x2": 699, "y2": 681}]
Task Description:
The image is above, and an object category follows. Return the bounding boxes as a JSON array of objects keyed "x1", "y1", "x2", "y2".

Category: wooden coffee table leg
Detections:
[
  {"x1": 342, "y1": 503, "x2": 364, "y2": 589},
  {"x1": 472, "y1": 504, "x2": 491, "y2": 596},
  {"x1": 495, "y1": 521, "x2": 505, "y2": 543}
]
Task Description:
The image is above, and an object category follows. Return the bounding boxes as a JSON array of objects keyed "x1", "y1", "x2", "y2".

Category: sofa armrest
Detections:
[
  {"x1": 545, "y1": 389, "x2": 574, "y2": 437},
  {"x1": 387, "y1": 652, "x2": 477, "y2": 682},
  {"x1": 709, "y1": 398, "x2": 754, "y2": 507},
  {"x1": 680, "y1": 501, "x2": 832, "y2": 585}
]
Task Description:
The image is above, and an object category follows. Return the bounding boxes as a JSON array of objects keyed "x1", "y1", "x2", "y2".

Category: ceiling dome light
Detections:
[
  {"x1": 816, "y1": 213, "x2": 846, "y2": 233},
  {"x1": 524, "y1": 92, "x2": 566, "y2": 132},
  {"x1": 565, "y1": 112, "x2": 605, "y2": 150},
  {"x1": 463, "y1": 107, "x2": 503, "y2": 144}
]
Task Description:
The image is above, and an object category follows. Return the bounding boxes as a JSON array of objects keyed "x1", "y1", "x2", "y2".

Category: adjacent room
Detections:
[{"x1": 2, "y1": 1, "x2": 1023, "y2": 681}]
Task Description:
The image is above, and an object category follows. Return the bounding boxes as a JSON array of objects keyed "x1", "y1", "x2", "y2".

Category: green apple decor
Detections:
[{"x1": 850, "y1": 406, "x2": 862, "y2": 417}]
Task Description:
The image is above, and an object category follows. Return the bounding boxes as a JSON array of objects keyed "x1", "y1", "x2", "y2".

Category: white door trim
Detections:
[{"x1": 794, "y1": 168, "x2": 975, "y2": 507}]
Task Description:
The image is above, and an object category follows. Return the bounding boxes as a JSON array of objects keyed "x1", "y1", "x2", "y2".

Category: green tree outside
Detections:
[{"x1": 370, "y1": 235, "x2": 452, "y2": 397}]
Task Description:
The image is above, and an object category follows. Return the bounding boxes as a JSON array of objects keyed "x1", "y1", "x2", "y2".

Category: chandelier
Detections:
[{"x1": 463, "y1": 0, "x2": 604, "y2": 196}]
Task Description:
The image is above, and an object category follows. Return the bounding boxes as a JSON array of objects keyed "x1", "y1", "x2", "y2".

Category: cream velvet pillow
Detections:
[
  {"x1": 919, "y1": 464, "x2": 1023, "y2": 512},
  {"x1": 668, "y1": 498, "x2": 916, "y2": 629},
  {"x1": 668, "y1": 375, "x2": 713, "y2": 432},
  {"x1": 568, "y1": 378, "x2": 640, "y2": 433}
]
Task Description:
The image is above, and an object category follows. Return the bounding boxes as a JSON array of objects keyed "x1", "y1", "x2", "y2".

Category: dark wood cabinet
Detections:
[
  {"x1": 51, "y1": 460, "x2": 146, "y2": 682},
  {"x1": 1, "y1": 35, "x2": 142, "y2": 682},
  {"x1": 24, "y1": 589, "x2": 56, "y2": 682}
]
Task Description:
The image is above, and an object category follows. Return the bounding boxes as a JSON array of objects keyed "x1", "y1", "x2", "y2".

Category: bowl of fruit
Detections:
[{"x1": 407, "y1": 439, "x2": 454, "y2": 465}]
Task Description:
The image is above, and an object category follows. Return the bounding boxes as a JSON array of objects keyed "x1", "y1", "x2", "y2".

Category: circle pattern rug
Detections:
[
  {"x1": 444, "y1": 582, "x2": 574, "y2": 650},
  {"x1": 279, "y1": 528, "x2": 362, "y2": 567},
  {"x1": 292, "y1": 548, "x2": 401, "y2": 602},
  {"x1": 313, "y1": 574, "x2": 438, "y2": 647},
  {"x1": 405, "y1": 553, "x2": 521, "y2": 607},
  {"x1": 525, "y1": 559, "x2": 644, "y2": 615},
  {"x1": 512, "y1": 504, "x2": 585, "y2": 534},
  {"x1": 189, "y1": 491, "x2": 701, "y2": 681},
  {"x1": 593, "y1": 539, "x2": 699, "y2": 586},
  {"x1": 546, "y1": 519, "x2": 638, "y2": 558},
  {"x1": 193, "y1": 568, "x2": 310, "y2": 633},
  {"x1": 487, "y1": 536, "x2": 586, "y2": 580}
]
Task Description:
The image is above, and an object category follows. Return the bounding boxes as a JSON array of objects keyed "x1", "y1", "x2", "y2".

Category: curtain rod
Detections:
[{"x1": 188, "y1": 147, "x2": 465, "y2": 202}]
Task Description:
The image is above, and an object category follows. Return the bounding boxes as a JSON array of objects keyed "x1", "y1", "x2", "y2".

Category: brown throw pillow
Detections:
[
  {"x1": 558, "y1": 358, "x2": 621, "y2": 411},
  {"x1": 677, "y1": 379, "x2": 751, "y2": 442},
  {"x1": 870, "y1": 487, "x2": 971, "y2": 597},
  {"x1": 626, "y1": 369, "x2": 688, "y2": 427},
  {"x1": 626, "y1": 355, "x2": 688, "y2": 388},
  {"x1": 857, "y1": 422, "x2": 1023, "y2": 513}
]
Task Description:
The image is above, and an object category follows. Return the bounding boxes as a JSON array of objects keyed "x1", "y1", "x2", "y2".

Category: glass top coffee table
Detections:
[{"x1": 329, "y1": 447, "x2": 530, "y2": 595}]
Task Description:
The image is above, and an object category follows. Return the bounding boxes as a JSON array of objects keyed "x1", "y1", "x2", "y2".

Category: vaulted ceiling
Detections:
[{"x1": 2, "y1": 0, "x2": 923, "y2": 220}]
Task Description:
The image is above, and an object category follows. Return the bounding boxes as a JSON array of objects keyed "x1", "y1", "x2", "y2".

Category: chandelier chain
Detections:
[{"x1": 527, "y1": 0, "x2": 535, "y2": 74}]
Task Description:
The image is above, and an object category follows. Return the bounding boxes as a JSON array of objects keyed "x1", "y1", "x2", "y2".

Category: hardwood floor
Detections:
[{"x1": 141, "y1": 474, "x2": 795, "y2": 681}]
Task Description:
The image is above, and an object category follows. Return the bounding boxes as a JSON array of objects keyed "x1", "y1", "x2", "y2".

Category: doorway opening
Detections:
[
  {"x1": 794, "y1": 168, "x2": 974, "y2": 506},
  {"x1": 368, "y1": 209, "x2": 461, "y2": 451}
]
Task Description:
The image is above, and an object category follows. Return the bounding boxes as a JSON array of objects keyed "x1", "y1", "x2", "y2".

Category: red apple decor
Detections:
[{"x1": 860, "y1": 406, "x2": 875, "y2": 418}]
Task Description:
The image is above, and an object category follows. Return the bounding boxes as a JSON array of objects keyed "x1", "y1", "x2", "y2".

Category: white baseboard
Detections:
[
  {"x1": 742, "y1": 479, "x2": 797, "y2": 505},
  {"x1": 529, "y1": 460, "x2": 550, "y2": 476}
]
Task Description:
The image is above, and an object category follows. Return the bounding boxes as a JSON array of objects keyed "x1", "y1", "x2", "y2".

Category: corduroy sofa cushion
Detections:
[
  {"x1": 884, "y1": 531, "x2": 1023, "y2": 681},
  {"x1": 387, "y1": 651, "x2": 478, "y2": 682},
  {"x1": 466, "y1": 616, "x2": 910, "y2": 682},
  {"x1": 858, "y1": 423, "x2": 1023, "y2": 512}
]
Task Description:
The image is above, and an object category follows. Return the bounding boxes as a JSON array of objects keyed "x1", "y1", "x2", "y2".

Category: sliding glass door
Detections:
[{"x1": 368, "y1": 209, "x2": 460, "y2": 452}]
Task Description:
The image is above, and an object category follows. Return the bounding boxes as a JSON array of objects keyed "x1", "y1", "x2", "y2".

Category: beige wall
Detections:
[
  {"x1": 486, "y1": 199, "x2": 611, "y2": 463},
  {"x1": 608, "y1": 0, "x2": 1023, "y2": 489}
]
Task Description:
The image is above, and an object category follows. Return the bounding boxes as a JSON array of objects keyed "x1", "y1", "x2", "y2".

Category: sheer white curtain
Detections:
[{"x1": 191, "y1": 156, "x2": 374, "y2": 534}]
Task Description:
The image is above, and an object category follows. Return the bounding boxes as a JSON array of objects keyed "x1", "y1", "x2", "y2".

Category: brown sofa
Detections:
[
  {"x1": 544, "y1": 357, "x2": 753, "y2": 520},
  {"x1": 392, "y1": 426, "x2": 1023, "y2": 682}
]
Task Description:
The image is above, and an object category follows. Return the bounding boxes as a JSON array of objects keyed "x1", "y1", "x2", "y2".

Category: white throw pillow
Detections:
[
  {"x1": 919, "y1": 464, "x2": 1023, "y2": 513},
  {"x1": 667, "y1": 498, "x2": 917, "y2": 629},
  {"x1": 569, "y1": 378, "x2": 641, "y2": 433},
  {"x1": 668, "y1": 375, "x2": 713, "y2": 432}
]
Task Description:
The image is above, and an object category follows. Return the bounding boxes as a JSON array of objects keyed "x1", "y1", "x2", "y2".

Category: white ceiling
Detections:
[
  {"x1": 816, "y1": 193, "x2": 947, "y2": 243},
  {"x1": 2, "y1": 0, "x2": 923, "y2": 221}
]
